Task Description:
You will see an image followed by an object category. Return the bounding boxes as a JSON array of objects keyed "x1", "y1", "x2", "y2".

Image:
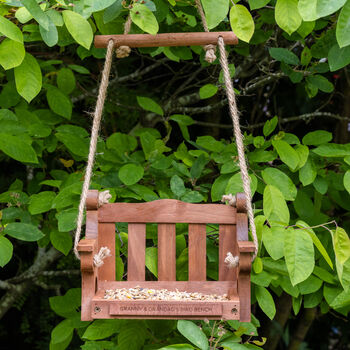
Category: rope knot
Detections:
[
  {"x1": 204, "y1": 44, "x2": 217, "y2": 63},
  {"x1": 93, "y1": 247, "x2": 111, "y2": 267},
  {"x1": 221, "y1": 194, "x2": 236, "y2": 206},
  {"x1": 116, "y1": 45, "x2": 131, "y2": 58},
  {"x1": 98, "y1": 190, "x2": 112, "y2": 207},
  {"x1": 225, "y1": 252, "x2": 239, "y2": 268}
]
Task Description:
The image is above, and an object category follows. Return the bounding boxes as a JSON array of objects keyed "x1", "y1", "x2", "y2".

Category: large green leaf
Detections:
[
  {"x1": 328, "y1": 44, "x2": 350, "y2": 71},
  {"x1": 199, "y1": 84, "x2": 218, "y2": 99},
  {"x1": 255, "y1": 286, "x2": 276, "y2": 320},
  {"x1": 62, "y1": 10, "x2": 93, "y2": 49},
  {"x1": 306, "y1": 75, "x2": 334, "y2": 93},
  {"x1": 298, "y1": 0, "x2": 346, "y2": 21},
  {"x1": 262, "y1": 167, "x2": 297, "y2": 200},
  {"x1": 39, "y1": 20, "x2": 58, "y2": 47},
  {"x1": 177, "y1": 320, "x2": 208, "y2": 350},
  {"x1": 47, "y1": 87, "x2": 72, "y2": 119},
  {"x1": 51, "y1": 319, "x2": 74, "y2": 345},
  {"x1": 313, "y1": 143, "x2": 350, "y2": 157},
  {"x1": 0, "y1": 15, "x2": 23, "y2": 43},
  {"x1": 248, "y1": 0, "x2": 271, "y2": 10},
  {"x1": 4, "y1": 222, "x2": 44, "y2": 241},
  {"x1": 171, "y1": 175, "x2": 186, "y2": 197},
  {"x1": 336, "y1": 0, "x2": 350, "y2": 48},
  {"x1": 22, "y1": 0, "x2": 50, "y2": 30},
  {"x1": 83, "y1": 320, "x2": 121, "y2": 340},
  {"x1": 0, "y1": 236, "x2": 13, "y2": 267},
  {"x1": 229, "y1": 4, "x2": 255, "y2": 43},
  {"x1": 302, "y1": 130, "x2": 332, "y2": 145},
  {"x1": 56, "y1": 208, "x2": 78, "y2": 232},
  {"x1": 275, "y1": 0, "x2": 302, "y2": 35},
  {"x1": 50, "y1": 230, "x2": 72, "y2": 256},
  {"x1": 130, "y1": 4, "x2": 159, "y2": 35},
  {"x1": 299, "y1": 159, "x2": 317, "y2": 186},
  {"x1": 56, "y1": 133, "x2": 88, "y2": 157},
  {"x1": 119, "y1": 164, "x2": 144, "y2": 185},
  {"x1": 145, "y1": 247, "x2": 158, "y2": 277},
  {"x1": 0, "y1": 133, "x2": 38, "y2": 164},
  {"x1": 57, "y1": 68, "x2": 76, "y2": 94},
  {"x1": 0, "y1": 39, "x2": 25, "y2": 70},
  {"x1": 14, "y1": 53, "x2": 42, "y2": 103},
  {"x1": 272, "y1": 140, "x2": 300, "y2": 170},
  {"x1": 284, "y1": 228, "x2": 315, "y2": 285},
  {"x1": 29, "y1": 191, "x2": 56, "y2": 214},
  {"x1": 137, "y1": 96, "x2": 163, "y2": 115},
  {"x1": 269, "y1": 48, "x2": 300, "y2": 65},
  {"x1": 263, "y1": 185, "x2": 290, "y2": 224},
  {"x1": 262, "y1": 225, "x2": 285, "y2": 260},
  {"x1": 202, "y1": 0, "x2": 229, "y2": 29},
  {"x1": 333, "y1": 227, "x2": 350, "y2": 265},
  {"x1": 344, "y1": 170, "x2": 350, "y2": 195}
]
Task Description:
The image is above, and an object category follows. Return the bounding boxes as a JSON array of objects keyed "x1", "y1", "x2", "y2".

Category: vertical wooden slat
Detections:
[
  {"x1": 128, "y1": 223, "x2": 146, "y2": 281},
  {"x1": 219, "y1": 224, "x2": 238, "y2": 281},
  {"x1": 237, "y1": 213, "x2": 251, "y2": 321},
  {"x1": 98, "y1": 223, "x2": 115, "y2": 281},
  {"x1": 188, "y1": 224, "x2": 206, "y2": 281},
  {"x1": 158, "y1": 224, "x2": 176, "y2": 281}
]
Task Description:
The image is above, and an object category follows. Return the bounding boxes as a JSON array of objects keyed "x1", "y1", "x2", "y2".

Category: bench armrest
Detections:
[
  {"x1": 238, "y1": 241, "x2": 256, "y2": 253},
  {"x1": 77, "y1": 238, "x2": 97, "y2": 272}
]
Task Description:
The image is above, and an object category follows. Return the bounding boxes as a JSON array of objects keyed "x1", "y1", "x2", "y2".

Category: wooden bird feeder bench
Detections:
[{"x1": 77, "y1": 190, "x2": 255, "y2": 321}]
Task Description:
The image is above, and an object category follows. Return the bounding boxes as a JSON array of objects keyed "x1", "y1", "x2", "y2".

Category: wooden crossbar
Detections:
[{"x1": 94, "y1": 32, "x2": 238, "y2": 48}]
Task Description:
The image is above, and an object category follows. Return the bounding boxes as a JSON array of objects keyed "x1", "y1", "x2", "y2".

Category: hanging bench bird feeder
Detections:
[{"x1": 75, "y1": 25, "x2": 258, "y2": 322}]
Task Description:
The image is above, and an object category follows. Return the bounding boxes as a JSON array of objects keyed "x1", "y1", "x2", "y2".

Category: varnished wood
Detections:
[
  {"x1": 219, "y1": 225, "x2": 238, "y2": 282},
  {"x1": 188, "y1": 224, "x2": 206, "y2": 281},
  {"x1": 86, "y1": 210, "x2": 98, "y2": 239},
  {"x1": 86, "y1": 190, "x2": 99, "y2": 210},
  {"x1": 235, "y1": 193, "x2": 247, "y2": 213},
  {"x1": 128, "y1": 224, "x2": 146, "y2": 281},
  {"x1": 238, "y1": 241, "x2": 256, "y2": 252},
  {"x1": 237, "y1": 213, "x2": 248, "y2": 241},
  {"x1": 158, "y1": 224, "x2": 176, "y2": 281},
  {"x1": 94, "y1": 32, "x2": 238, "y2": 48},
  {"x1": 98, "y1": 223, "x2": 115, "y2": 281},
  {"x1": 99, "y1": 200, "x2": 236, "y2": 224}
]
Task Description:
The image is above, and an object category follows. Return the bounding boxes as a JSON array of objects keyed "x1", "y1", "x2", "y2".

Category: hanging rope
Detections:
[
  {"x1": 217, "y1": 36, "x2": 258, "y2": 261},
  {"x1": 73, "y1": 39, "x2": 115, "y2": 261},
  {"x1": 116, "y1": 15, "x2": 132, "y2": 58},
  {"x1": 195, "y1": 0, "x2": 217, "y2": 63}
]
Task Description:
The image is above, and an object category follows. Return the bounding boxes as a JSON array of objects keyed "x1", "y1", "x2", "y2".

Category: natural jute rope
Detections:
[
  {"x1": 116, "y1": 15, "x2": 132, "y2": 58},
  {"x1": 195, "y1": 0, "x2": 217, "y2": 63},
  {"x1": 218, "y1": 36, "x2": 258, "y2": 261},
  {"x1": 74, "y1": 39, "x2": 115, "y2": 262}
]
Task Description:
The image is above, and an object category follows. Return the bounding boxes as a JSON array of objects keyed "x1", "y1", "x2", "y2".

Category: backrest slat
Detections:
[
  {"x1": 188, "y1": 224, "x2": 207, "y2": 281},
  {"x1": 158, "y1": 224, "x2": 176, "y2": 281},
  {"x1": 219, "y1": 224, "x2": 238, "y2": 282},
  {"x1": 127, "y1": 223, "x2": 146, "y2": 281},
  {"x1": 99, "y1": 200, "x2": 236, "y2": 224},
  {"x1": 98, "y1": 223, "x2": 116, "y2": 281}
]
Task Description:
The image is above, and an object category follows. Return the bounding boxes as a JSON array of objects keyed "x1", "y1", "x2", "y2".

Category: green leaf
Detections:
[
  {"x1": 298, "y1": 0, "x2": 346, "y2": 21},
  {"x1": 328, "y1": 44, "x2": 350, "y2": 71},
  {"x1": 313, "y1": 143, "x2": 350, "y2": 157},
  {"x1": 83, "y1": 320, "x2": 121, "y2": 340},
  {"x1": 137, "y1": 96, "x2": 163, "y2": 115},
  {"x1": 284, "y1": 228, "x2": 314, "y2": 285},
  {"x1": 0, "y1": 39, "x2": 25, "y2": 70},
  {"x1": 225, "y1": 172, "x2": 257, "y2": 197},
  {"x1": 119, "y1": 164, "x2": 144, "y2": 185},
  {"x1": 302, "y1": 130, "x2": 332, "y2": 145},
  {"x1": 263, "y1": 185, "x2": 290, "y2": 225},
  {"x1": 145, "y1": 247, "x2": 158, "y2": 277},
  {"x1": 130, "y1": 4, "x2": 159, "y2": 35},
  {"x1": 177, "y1": 320, "x2": 209, "y2": 350},
  {"x1": 275, "y1": 0, "x2": 302, "y2": 35},
  {"x1": 297, "y1": 275, "x2": 322, "y2": 294},
  {"x1": 52, "y1": 183, "x2": 81, "y2": 210},
  {"x1": 229, "y1": 4, "x2": 255, "y2": 43},
  {"x1": 262, "y1": 225, "x2": 285, "y2": 260},
  {"x1": 255, "y1": 286, "x2": 276, "y2": 320},
  {"x1": 15, "y1": 7, "x2": 33, "y2": 23},
  {"x1": 202, "y1": 0, "x2": 229, "y2": 29},
  {"x1": 57, "y1": 68, "x2": 76, "y2": 94},
  {"x1": 51, "y1": 319, "x2": 74, "y2": 345},
  {"x1": 56, "y1": 133, "x2": 88, "y2": 157},
  {"x1": 0, "y1": 133, "x2": 38, "y2": 164},
  {"x1": 199, "y1": 84, "x2": 218, "y2": 99},
  {"x1": 263, "y1": 116, "x2": 278, "y2": 136},
  {"x1": 269, "y1": 48, "x2": 300, "y2": 65},
  {"x1": 14, "y1": 53, "x2": 42, "y2": 103},
  {"x1": 171, "y1": 175, "x2": 186, "y2": 197},
  {"x1": 336, "y1": 0, "x2": 350, "y2": 48},
  {"x1": 56, "y1": 208, "x2": 78, "y2": 232},
  {"x1": 63, "y1": 10, "x2": 93, "y2": 49},
  {"x1": 0, "y1": 236, "x2": 13, "y2": 267},
  {"x1": 4, "y1": 222, "x2": 44, "y2": 242},
  {"x1": 272, "y1": 140, "x2": 299, "y2": 170},
  {"x1": 344, "y1": 170, "x2": 350, "y2": 195},
  {"x1": 39, "y1": 20, "x2": 58, "y2": 47},
  {"x1": 29, "y1": 191, "x2": 56, "y2": 215},
  {"x1": 181, "y1": 191, "x2": 204, "y2": 203},
  {"x1": 158, "y1": 346, "x2": 194, "y2": 350},
  {"x1": 49, "y1": 288, "x2": 81, "y2": 318},
  {"x1": 333, "y1": 227, "x2": 350, "y2": 265},
  {"x1": 299, "y1": 159, "x2": 317, "y2": 186},
  {"x1": 50, "y1": 230, "x2": 72, "y2": 256},
  {"x1": 87, "y1": 0, "x2": 117, "y2": 12},
  {"x1": 211, "y1": 174, "x2": 231, "y2": 202},
  {"x1": 47, "y1": 87, "x2": 72, "y2": 119},
  {"x1": 22, "y1": 0, "x2": 50, "y2": 30},
  {"x1": 104, "y1": 0, "x2": 124, "y2": 23},
  {"x1": 306, "y1": 75, "x2": 334, "y2": 93},
  {"x1": 262, "y1": 167, "x2": 297, "y2": 201},
  {"x1": 248, "y1": 0, "x2": 270, "y2": 10},
  {"x1": 0, "y1": 15, "x2": 23, "y2": 43},
  {"x1": 330, "y1": 285, "x2": 350, "y2": 309}
]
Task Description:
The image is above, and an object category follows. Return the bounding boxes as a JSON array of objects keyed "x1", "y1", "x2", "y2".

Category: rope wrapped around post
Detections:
[
  {"x1": 218, "y1": 36, "x2": 259, "y2": 261},
  {"x1": 116, "y1": 15, "x2": 132, "y2": 58}
]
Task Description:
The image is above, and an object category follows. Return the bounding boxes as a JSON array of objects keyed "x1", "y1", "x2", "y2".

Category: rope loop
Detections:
[{"x1": 116, "y1": 15, "x2": 132, "y2": 58}]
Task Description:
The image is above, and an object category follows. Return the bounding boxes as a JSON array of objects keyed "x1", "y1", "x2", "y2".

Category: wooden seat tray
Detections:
[{"x1": 91, "y1": 281, "x2": 239, "y2": 320}]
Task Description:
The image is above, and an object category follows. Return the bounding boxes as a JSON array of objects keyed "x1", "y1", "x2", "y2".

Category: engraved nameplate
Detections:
[{"x1": 109, "y1": 301, "x2": 223, "y2": 316}]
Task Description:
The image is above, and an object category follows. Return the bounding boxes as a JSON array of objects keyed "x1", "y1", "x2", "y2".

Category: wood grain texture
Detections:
[
  {"x1": 86, "y1": 190, "x2": 99, "y2": 210},
  {"x1": 188, "y1": 224, "x2": 206, "y2": 281},
  {"x1": 158, "y1": 224, "x2": 176, "y2": 281},
  {"x1": 237, "y1": 213, "x2": 248, "y2": 241},
  {"x1": 219, "y1": 225, "x2": 238, "y2": 282},
  {"x1": 99, "y1": 200, "x2": 236, "y2": 224},
  {"x1": 94, "y1": 32, "x2": 238, "y2": 48},
  {"x1": 127, "y1": 224, "x2": 146, "y2": 281},
  {"x1": 98, "y1": 223, "x2": 115, "y2": 281},
  {"x1": 86, "y1": 210, "x2": 98, "y2": 239}
]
